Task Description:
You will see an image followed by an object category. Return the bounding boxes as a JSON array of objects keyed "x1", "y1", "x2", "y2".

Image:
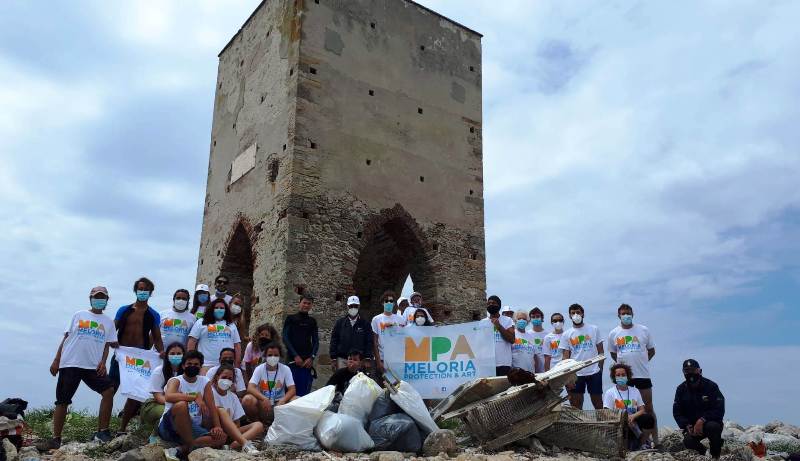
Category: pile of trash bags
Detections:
[{"x1": 265, "y1": 373, "x2": 438, "y2": 453}]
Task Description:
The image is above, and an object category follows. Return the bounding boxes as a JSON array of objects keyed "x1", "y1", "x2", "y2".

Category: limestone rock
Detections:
[
  {"x1": 2, "y1": 439, "x2": 16, "y2": 461},
  {"x1": 455, "y1": 453, "x2": 487, "y2": 461},
  {"x1": 139, "y1": 443, "x2": 168, "y2": 461},
  {"x1": 187, "y1": 447, "x2": 251, "y2": 461},
  {"x1": 725, "y1": 421, "x2": 745, "y2": 431},
  {"x1": 626, "y1": 451, "x2": 675, "y2": 461},
  {"x1": 118, "y1": 447, "x2": 147, "y2": 461},
  {"x1": 370, "y1": 451, "x2": 405, "y2": 461},
  {"x1": 671, "y1": 449, "x2": 708, "y2": 461},
  {"x1": 18, "y1": 446, "x2": 41, "y2": 461},
  {"x1": 660, "y1": 431, "x2": 686, "y2": 453},
  {"x1": 721, "y1": 445, "x2": 754, "y2": 461},
  {"x1": 773, "y1": 424, "x2": 800, "y2": 439},
  {"x1": 485, "y1": 453, "x2": 514, "y2": 461},
  {"x1": 422, "y1": 430, "x2": 458, "y2": 456},
  {"x1": 106, "y1": 433, "x2": 142, "y2": 453},
  {"x1": 762, "y1": 433, "x2": 800, "y2": 453}
]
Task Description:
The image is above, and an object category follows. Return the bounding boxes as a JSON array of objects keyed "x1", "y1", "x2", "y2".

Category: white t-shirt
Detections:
[
  {"x1": 511, "y1": 330, "x2": 537, "y2": 372},
  {"x1": 400, "y1": 306, "x2": 433, "y2": 324},
  {"x1": 149, "y1": 365, "x2": 169, "y2": 393},
  {"x1": 528, "y1": 329, "x2": 548, "y2": 373},
  {"x1": 60, "y1": 310, "x2": 118, "y2": 370},
  {"x1": 210, "y1": 293, "x2": 233, "y2": 305},
  {"x1": 371, "y1": 313, "x2": 406, "y2": 357},
  {"x1": 206, "y1": 365, "x2": 246, "y2": 393},
  {"x1": 188, "y1": 320, "x2": 241, "y2": 367},
  {"x1": 543, "y1": 331, "x2": 564, "y2": 367},
  {"x1": 162, "y1": 375, "x2": 210, "y2": 426},
  {"x1": 249, "y1": 363, "x2": 294, "y2": 402},
  {"x1": 558, "y1": 324, "x2": 603, "y2": 376},
  {"x1": 158, "y1": 308, "x2": 196, "y2": 348},
  {"x1": 607, "y1": 324, "x2": 655, "y2": 379},
  {"x1": 212, "y1": 386, "x2": 245, "y2": 421},
  {"x1": 479, "y1": 315, "x2": 514, "y2": 367},
  {"x1": 603, "y1": 385, "x2": 644, "y2": 415}
]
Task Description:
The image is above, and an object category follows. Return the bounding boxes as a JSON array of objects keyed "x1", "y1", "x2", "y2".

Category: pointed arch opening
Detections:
[{"x1": 220, "y1": 223, "x2": 255, "y2": 337}]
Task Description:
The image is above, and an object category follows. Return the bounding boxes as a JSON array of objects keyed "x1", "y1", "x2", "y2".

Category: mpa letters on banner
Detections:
[
  {"x1": 382, "y1": 321, "x2": 495, "y2": 398},
  {"x1": 115, "y1": 346, "x2": 162, "y2": 402}
]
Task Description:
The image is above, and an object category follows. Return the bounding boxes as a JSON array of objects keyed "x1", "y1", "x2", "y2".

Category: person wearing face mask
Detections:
[
  {"x1": 543, "y1": 313, "x2": 565, "y2": 371},
  {"x1": 158, "y1": 289, "x2": 196, "y2": 349},
  {"x1": 158, "y1": 350, "x2": 226, "y2": 460},
  {"x1": 243, "y1": 323, "x2": 280, "y2": 382},
  {"x1": 527, "y1": 307, "x2": 548, "y2": 373},
  {"x1": 191, "y1": 284, "x2": 211, "y2": 320},
  {"x1": 673, "y1": 359, "x2": 725, "y2": 460},
  {"x1": 282, "y1": 294, "x2": 319, "y2": 397},
  {"x1": 511, "y1": 311, "x2": 538, "y2": 372},
  {"x1": 188, "y1": 299, "x2": 242, "y2": 373},
  {"x1": 371, "y1": 290, "x2": 407, "y2": 373},
  {"x1": 47, "y1": 286, "x2": 118, "y2": 449},
  {"x1": 479, "y1": 295, "x2": 515, "y2": 376},
  {"x1": 140, "y1": 342, "x2": 186, "y2": 442},
  {"x1": 206, "y1": 348, "x2": 247, "y2": 398},
  {"x1": 400, "y1": 292, "x2": 434, "y2": 325},
  {"x1": 406, "y1": 309, "x2": 434, "y2": 328},
  {"x1": 243, "y1": 343, "x2": 296, "y2": 425},
  {"x1": 559, "y1": 303, "x2": 604, "y2": 409},
  {"x1": 210, "y1": 365, "x2": 262, "y2": 454},
  {"x1": 113, "y1": 277, "x2": 164, "y2": 435},
  {"x1": 210, "y1": 275, "x2": 233, "y2": 305},
  {"x1": 608, "y1": 303, "x2": 658, "y2": 442},
  {"x1": 603, "y1": 364, "x2": 655, "y2": 450},
  {"x1": 228, "y1": 293, "x2": 247, "y2": 345},
  {"x1": 330, "y1": 296, "x2": 373, "y2": 371}
]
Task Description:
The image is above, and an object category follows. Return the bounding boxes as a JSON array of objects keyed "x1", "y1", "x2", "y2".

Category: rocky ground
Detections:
[{"x1": 4, "y1": 421, "x2": 799, "y2": 461}]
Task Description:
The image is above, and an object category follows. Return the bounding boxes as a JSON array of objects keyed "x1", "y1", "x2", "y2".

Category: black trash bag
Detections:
[
  {"x1": 0, "y1": 398, "x2": 27, "y2": 419},
  {"x1": 368, "y1": 413, "x2": 422, "y2": 453},
  {"x1": 367, "y1": 390, "x2": 401, "y2": 422}
]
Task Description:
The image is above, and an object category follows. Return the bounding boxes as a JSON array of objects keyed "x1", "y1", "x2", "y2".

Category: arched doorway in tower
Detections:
[
  {"x1": 352, "y1": 211, "x2": 436, "y2": 319},
  {"x1": 220, "y1": 223, "x2": 255, "y2": 339}
]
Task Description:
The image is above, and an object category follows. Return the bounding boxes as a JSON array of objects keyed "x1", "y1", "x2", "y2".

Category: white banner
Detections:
[
  {"x1": 382, "y1": 321, "x2": 495, "y2": 398},
  {"x1": 115, "y1": 346, "x2": 162, "y2": 402}
]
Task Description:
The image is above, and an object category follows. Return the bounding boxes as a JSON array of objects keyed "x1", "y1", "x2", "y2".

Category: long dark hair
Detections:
[
  {"x1": 250, "y1": 323, "x2": 281, "y2": 352},
  {"x1": 163, "y1": 342, "x2": 187, "y2": 384},
  {"x1": 203, "y1": 298, "x2": 231, "y2": 325}
]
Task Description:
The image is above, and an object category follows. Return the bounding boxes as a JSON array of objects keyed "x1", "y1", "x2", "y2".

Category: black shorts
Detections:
[
  {"x1": 570, "y1": 371, "x2": 603, "y2": 395},
  {"x1": 55, "y1": 367, "x2": 114, "y2": 406},
  {"x1": 629, "y1": 378, "x2": 653, "y2": 390}
]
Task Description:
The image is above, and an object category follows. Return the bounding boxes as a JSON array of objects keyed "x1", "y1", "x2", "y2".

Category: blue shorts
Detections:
[
  {"x1": 289, "y1": 364, "x2": 314, "y2": 397},
  {"x1": 158, "y1": 409, "x2": 208, "y2": 443},
  {"x1": 571, "y1": 371, "x2": 603, "y2": 395}
]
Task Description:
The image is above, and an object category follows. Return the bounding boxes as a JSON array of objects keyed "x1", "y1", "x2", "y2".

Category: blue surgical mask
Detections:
[
  {"x1": 516, "y1": 320, "x2": 528, "y2": 330},
  {"x1": 214, "y1": 308, "x2": 226, "y2": 319},
  {"x1": 168, "y1": 355, "x2": 183, "y2": 366},
  {"x1": 197, "y1": 293, "x2": 209, "y2": 303},
  {"x1": 383, "y1": 302, "x2": 394, "y2": 313},
  {"x1": 136, "y1": 290, "x2": 151, "y2": 302},
  {"x1": 616, "y1": 376, "x2": 628, "y2": 386},
  {"x1": 531, "y1": 318, "x2": 543, "y2": 327},
  {"x1": 90, "y1": 298, "x2": 108, "y2": 310},
  {"x1": 620, "y1": 314, "x2": 633, "y2": 326}
]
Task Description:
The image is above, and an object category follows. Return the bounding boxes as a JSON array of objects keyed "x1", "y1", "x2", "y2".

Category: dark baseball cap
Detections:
[{"x1": 682, "y1": 359, "x2": 700, "y2": 370}]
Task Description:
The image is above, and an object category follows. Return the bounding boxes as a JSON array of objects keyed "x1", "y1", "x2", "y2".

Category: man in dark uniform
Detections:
[
  {"x1": 282, "y1": 294, "x2": 319, "y2": 397},
  {"x1": 673, "y1": 359, "x2": 725, "y2": 459}
]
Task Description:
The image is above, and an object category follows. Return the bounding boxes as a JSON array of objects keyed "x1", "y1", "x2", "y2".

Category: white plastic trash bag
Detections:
[
  {"x1": 339, "y1": 372, "x2": 383, "y2": 423},
  {"x1": 389, "y1": 381, "x2": 438, "y2": 434},
  {"x1": 315, "y1": 411, "x2": 375, "y2": 452},
  {"x1": 266, "y1": 385, "x2": 336, "y2": 449}
]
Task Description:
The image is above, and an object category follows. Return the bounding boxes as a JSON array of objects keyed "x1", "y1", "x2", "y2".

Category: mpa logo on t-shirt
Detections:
[
  {"x1": 76, "y1": 320, "x2": 106, "y2": 341},
  {"x1": 162, "y1": 318, "x2": 190, "y2": 332},
  {"x1": 123, "y1": 356, "x2": 153, "y2": 377},
  {"x1": 569, "y1": 334, "x2": 595, "y2": 352},
  {"x1": 207, "y1": 324, "x2": 232, "y2": 340},
  {"x1": 614, "y1": 335, "x2": 642, "y2": 353},
  {"x1": 549, "y1": 340, "x2": 560, "y2": 351}
]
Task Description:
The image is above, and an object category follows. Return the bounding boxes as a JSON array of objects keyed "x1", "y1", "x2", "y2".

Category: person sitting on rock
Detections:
[
  {"x1": 242, "y1": 342, "x2": 296, "y2": 425},
  {"x1": 603, "y1": 363, "x2": 655, "y2": 450},
  {"x1": 140, "y1": 342, "x2": 186, "y2": 442},
  {"x1": 673, "y1": 359, "x2": 725, "y2": 460},
  {"x1": 209, "y1": 364, "x2": 262, "y2": 454},
  {"x1": 242, "y1": 322, "x2": 280, "y2": 382},
  {"x1": 326, "y1": 349, "x2": 368, "y2": 394},
  {"x1": 158, "y1": 350, "x2": 226, "y2": 460}
]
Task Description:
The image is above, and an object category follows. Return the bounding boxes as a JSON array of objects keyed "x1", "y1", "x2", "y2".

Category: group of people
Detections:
[{"x1": 49, "y1": 278, "x2": 726, "y2": 460}]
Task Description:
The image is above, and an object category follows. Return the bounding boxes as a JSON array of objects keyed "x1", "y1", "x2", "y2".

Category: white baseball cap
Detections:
[
  {"x1": 347, "y1": 295, "x2": 360, "y2": 305},
  {"x1": 500, "y1": 305, "x2": 512, "y2": 314},
  {"x1": 195, "y1": 283, "x2": 210, "y2": 292}
]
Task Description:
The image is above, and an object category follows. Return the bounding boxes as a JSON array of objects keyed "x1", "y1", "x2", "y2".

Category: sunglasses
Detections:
[{"x1": 216, "y1": 280, "x2": 229, "y2": 285}]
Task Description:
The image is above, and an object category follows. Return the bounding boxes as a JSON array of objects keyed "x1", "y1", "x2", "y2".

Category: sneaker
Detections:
[
  {"x1": 242, "y1": 441, "x2": 259, "y2": 454},
  {"x1": 46, "y1": 437, "x2": 62, "y2": 450},
  {"x1": 93, "y1": 429, "x2": 113, "y2": 443},
  {"x1": 164, "y1": 447, "x2": 180, "y2": 461}
]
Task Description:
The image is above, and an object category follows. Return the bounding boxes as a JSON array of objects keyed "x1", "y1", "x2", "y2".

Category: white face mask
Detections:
[
  {"x1": 173, "y1": 299, "x2": 188, "y2": 311},
  {"x1": 266, "y1": 356, "x2": 280, "y2": 367},
  {"x1": 552, "y1": 321, "x2": 564, "y2": 330},
  {"x1": 571, "y1": 314, "x2": 583, "y2": 324},
  {"x1": 347, "y1": 308, "x2": 359, "y2": 317},
  {"x1": 230, "y1": 303, "x2": 242, "y2": 315},
  {"x1": 415, "y1": 317, "x2": 426, "y2": 326},
  {"x1": 217, "y1": 378, "x2": 233, "y2": 391}
]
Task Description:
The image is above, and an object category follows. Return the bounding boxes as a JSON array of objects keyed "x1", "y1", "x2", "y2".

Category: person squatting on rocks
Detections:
[
  {"x1": 114, "y1": 277, "x2": 164, "y2": 435},
  {"x1": 242, "y1": 322, "x2": 280, "y2": 382},
  {"x1": 560, "y1": 303, "x2": 604, "y2": 410},
  {"x1": 330, "y1": 296, "x2": 373, "y2": 371},
  {"x1": 282, "y1": 294, "x2": 319, "y2": 396},
  {"x1": 140, "y1": 341, "x2": 186, "y2": 441},
  {"x1": 209, "y1": 364, "x2": 262, "y2": 454},
  {"x1": 673, "y1": 359, "x2": 726, "y2": 460},
  {"x1": 48, "y1": 286, "x2": 117, "y2": 449},
  {"x1": 242, "y1": 342, "x2": 296, "y2": 425},
  {"x1": 603, "y1": 363, "x2": 656, "y2": 450},
  {"x1": 187, "y1": 297, "x2": 242, "y2": 374},
  {"x1": 480, "y1": 295, "x2": 515, "y2": 376}
]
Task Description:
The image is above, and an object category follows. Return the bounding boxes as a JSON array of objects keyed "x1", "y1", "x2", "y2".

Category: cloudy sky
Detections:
[{"x1": 1, "y1": 0, "x2": 798, "y2": 425}]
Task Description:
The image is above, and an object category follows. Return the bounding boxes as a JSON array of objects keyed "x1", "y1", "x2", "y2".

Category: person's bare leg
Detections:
[
  {"x1": 569, "y1": 393, "x2": 584, "y2": 409},
  {"x1": 119, "y1": 399, "x2": 141, "y2": 432},
  {"x1": 218, "y1": 411, "x2": 247, "y2": 449},
  {"x1": 53, "y1": 404, "x2": 68, "y2": 439},
  {"x1": 640, "y1": 387, "x2": 658, "y2": 443},
  {"x1": 590, "y1": 393, "x2": 603, "y2": 410},
  {"x1": 171, "y1": 402, "x2": 194, "y2": 452},
  {"x1": 193, "y1": 431, "x2": 226, "y2": 448},
  {"x1": 98, "y1": 388, "x2": 114, "y2": 431},
  {"x1": 240, "y1": 422, "x2": 264, "y2": 443}
]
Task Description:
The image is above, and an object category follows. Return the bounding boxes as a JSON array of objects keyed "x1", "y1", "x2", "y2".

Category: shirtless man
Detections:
[{"x1": 112, "y1": 277, "x2": 164, "y2": 434}]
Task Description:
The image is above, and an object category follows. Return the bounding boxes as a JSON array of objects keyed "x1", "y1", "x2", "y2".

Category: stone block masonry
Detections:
[{"x1": 197, "y1": 0, "x2": 487, "y2": 355}]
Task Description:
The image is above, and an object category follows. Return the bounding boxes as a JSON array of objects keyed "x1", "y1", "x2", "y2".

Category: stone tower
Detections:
[{"x1": 197, "y1": 0, "x2": 486, "y2": 345}]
